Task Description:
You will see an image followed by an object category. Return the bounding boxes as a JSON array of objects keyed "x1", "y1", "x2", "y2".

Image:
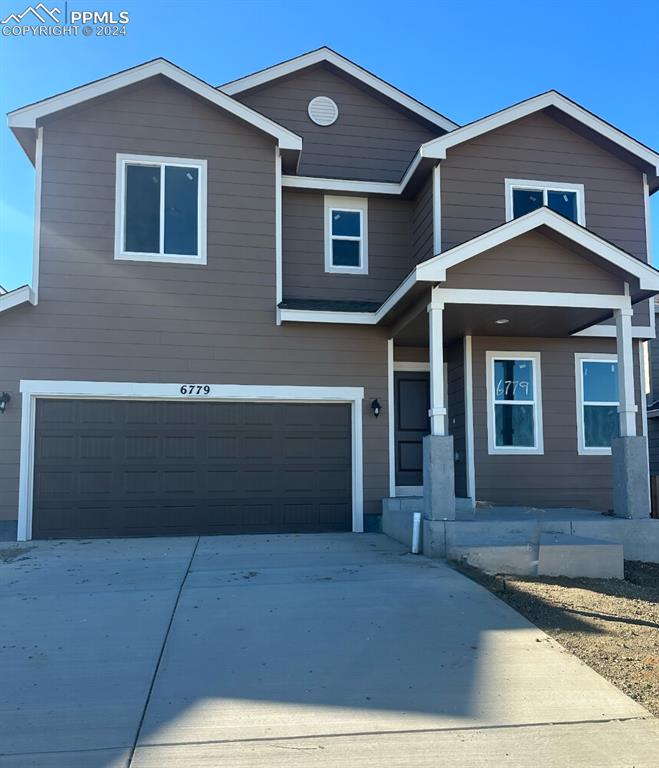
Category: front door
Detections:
[{"x1": 394, "y1": 372, "x2": 430, "y2": 489}]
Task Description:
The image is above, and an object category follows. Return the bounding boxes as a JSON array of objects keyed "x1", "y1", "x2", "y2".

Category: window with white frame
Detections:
[
  {"x1": 324, "y1": 196, "x2": 368, "y2": 274},
  {"x1": 575, "y1": 354, "x2": 619, "y2": 454},
  {"x1": 115, "y1": 154, "x2": 207, "y2": 264},
  {"x1": 486, "y1": 352, "x2": 544, "y2": 454},
  {"x1": 505, "y1": 179, "x2": 585, "y2": 225}
]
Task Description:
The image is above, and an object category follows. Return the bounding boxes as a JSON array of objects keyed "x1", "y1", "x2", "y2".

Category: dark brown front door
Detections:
[
  {"x1": 32, "y1": 399, "x2": 352, "y2": 539},
  {"x1": 394, "y1": 372, "x2": 430, "y2": 487}
]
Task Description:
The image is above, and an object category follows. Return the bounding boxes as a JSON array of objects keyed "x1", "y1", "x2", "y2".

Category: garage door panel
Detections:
[
  {"x1": 318, "y1": 469, "x2": 351, "y2": 493},
  {"x1": 124, "y1": 401, "x2": 161, "y2": 425},
  {"x1": 79, "y1": 470, "x2": 114, "y2": 496},
  {"x1": 162, "y1": 401, "x2": 198, "y2": 424},
  {"x1": 162, "y1": 435, "x2": 197, "y2": 459},
  {"x1": 206, "y1": 469, "x2": 238, "y2": 493},
  {"x1": 163, "y1": 470, "x2": 196, "y2": 495},
  {"x1": 78, "y1": 400, "x2": 116, "y2": 425},
  {"x1": 79, "y1": 435, "x2": 114, "y2": 460},
  {"x1": 282, "y1": 469, "x2": 315, "y2": 493},
  {"x1": 33, "y1": 400, "x2": 352, "y2": 538},
  {"x1": 206, "y1": 435, "x2": 238, "y2": 459},
  {"x1": 35, "y1": 470, "x2": 74, "y2": 496},
  {"x1": 39, "y1": 400, "x2": 76, "y2": 425},
  {"x1": 125, "y1": 435, "x2": 160, "y2": 459}
]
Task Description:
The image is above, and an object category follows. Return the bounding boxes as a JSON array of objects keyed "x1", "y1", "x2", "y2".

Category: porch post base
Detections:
[
  {"x1": 423, "y1": 434, "x2": 456, "y2": 521},
  {"x1": 612, "y1": 436, "x2": 650, "y2": 519}
]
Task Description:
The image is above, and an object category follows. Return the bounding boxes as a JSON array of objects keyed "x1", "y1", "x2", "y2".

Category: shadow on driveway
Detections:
[{"x1": 0, "y1": 533, "x2": 656, "y2": 768}]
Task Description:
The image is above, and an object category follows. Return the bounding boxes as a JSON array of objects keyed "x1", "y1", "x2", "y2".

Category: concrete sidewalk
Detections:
[{"x1": 0, "y1": 534, "x2": 656, "y2": 767}]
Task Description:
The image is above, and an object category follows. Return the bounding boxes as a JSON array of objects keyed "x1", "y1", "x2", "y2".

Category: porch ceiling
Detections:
[{"x1": 393, "y1": 302, "x2": 616, "y2": 347}]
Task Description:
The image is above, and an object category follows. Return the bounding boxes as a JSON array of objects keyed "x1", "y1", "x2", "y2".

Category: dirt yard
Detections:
[{"x1": 456, "y1": 560, "x2": 659, "y2": 717}]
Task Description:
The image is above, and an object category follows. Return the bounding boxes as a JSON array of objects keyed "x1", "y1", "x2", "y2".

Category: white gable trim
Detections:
[
  {"x1": 280, "y1": 209, "x2": 659, "y2": 327},
  {"x1": 415, "y1": 207, "x2": 659, "y2": 292},
  {"x1": 8, "y1": 59, "x2": 302, "y2": 151},
  {"x1": 0, "y1": 286, "x2": 37, "y2": 314},
  {"x1": 420, "y1": 91, "x2": 659, "y2": 174},
  {"x1": 220, "y1": 47, "x2": 457, "y2": 133}
]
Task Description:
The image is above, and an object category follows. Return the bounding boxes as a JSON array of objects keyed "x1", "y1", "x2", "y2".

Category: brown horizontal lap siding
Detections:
[
  {"x1": 471, "y1": 336, "x2": 644, "y2": 511},
  {"x1": 446, "y1": 341, "x2": 467, "y2": 498},
  {"x1": 440, "y1": 110, "x2": 649, "y2": 329},
  {"x1": 282, "y1": 189, "x2": 413, "y2": 304},
  {"x1": 442, "y1": 230, "x2": 627, "y2": 294},
  {"x1": 412, "y1": 174, "x2": 433, "y2": 266},
  {"x1": 236, "y1": 64, "x2": 439, "y2": 182},
  {"x1": 0, "y1": 75, "x2": 390, "y2": 523}
]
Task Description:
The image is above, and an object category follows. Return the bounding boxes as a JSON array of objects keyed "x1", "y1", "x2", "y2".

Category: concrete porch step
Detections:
[
  {"x1": 447, "y1": 532, "x2": 624, "y2": 579},
  {"x1": 538, "y1": 533, "x2": 624, "y2": 579},
  {"x1": 447, "y1": 536, "x2": 539, "y2": 577}
]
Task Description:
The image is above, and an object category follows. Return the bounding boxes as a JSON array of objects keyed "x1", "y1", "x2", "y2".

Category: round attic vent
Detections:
[{"x1": 308, "y1": 96, "x2": 339, "y2": 126}]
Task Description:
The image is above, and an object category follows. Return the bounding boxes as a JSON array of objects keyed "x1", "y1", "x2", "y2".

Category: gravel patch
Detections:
[{"x1": 455, "y1": 560, "x2": 659, "y2": 717}]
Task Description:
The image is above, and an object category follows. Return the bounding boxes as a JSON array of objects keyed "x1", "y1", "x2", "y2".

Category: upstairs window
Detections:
[
  {"x1": 505, "y1": 179, "x2": 585, "y2": 225},
  {"x1": 575, "y1": 354, "x2": 620, "y2": 454},
  {"x1": 115, "y1": 154, "x2": 207, "y2": 264},
  {"x1": 324, "y1": 196, "x2": 368, "y2": 274}
]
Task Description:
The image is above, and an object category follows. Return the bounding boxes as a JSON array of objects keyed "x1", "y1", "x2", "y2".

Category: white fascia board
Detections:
[
  {"x1": 282, "y1": 151, "x2": 424, "y2": 196},
  {"x1": 282, "y1": 176, "x2": 401, "y2": 195},
  {"x1": 573, "y1": 324, "x2": 655, "y2": 339},
  {"x1": 220, "y1": 47, "x2": 458, "y2": 132},
  {"x1": 278, "y1": 270, "x2": 419, "y2": 326},
  {"x1": 8, "y1": 59, "x2": 302, "y2": 151},
  {"x1": 435, "y1": 288, "x2": 630, "y2": 310},
  {"x1": 421, "y1": 91, "x2": 659, "y2": 174},
  {"x1": 0, "y1": 286, "x2": 36, "y2": 314},
  {"x1": 416, "y1": 207, "x2": 659, "y2": 291},
  {"x1": 278, "y1": 308, "x2": 378, "y2": 325}
]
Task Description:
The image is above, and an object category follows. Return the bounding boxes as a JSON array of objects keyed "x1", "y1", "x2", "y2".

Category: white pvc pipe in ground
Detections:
[{"x1": 412, "y1": 512, "x2": 421, "y2": 554}]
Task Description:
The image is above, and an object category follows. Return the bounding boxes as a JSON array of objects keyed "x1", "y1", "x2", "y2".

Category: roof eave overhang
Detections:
[
  {"x1": 0, "y1": 285, "x2": 37, "y2": 315},
  {"x1": 7, "y1": 59, "x2": 303, "y2": 158},
  {"x1": 415, "y1": 208, "x2": 659, "y2": 294},
  {"x1": 419, "y1": 91, "x2": 659, "y2": 183}
]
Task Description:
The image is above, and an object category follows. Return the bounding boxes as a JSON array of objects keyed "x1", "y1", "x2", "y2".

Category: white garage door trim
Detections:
[{"x1": 18, "y1": 380, "x2": 365, "y2": 541}]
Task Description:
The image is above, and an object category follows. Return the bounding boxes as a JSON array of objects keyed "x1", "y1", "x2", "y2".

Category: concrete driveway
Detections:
[{"x1": 0, "y1": 533, "x2": 657, "y2": 767}]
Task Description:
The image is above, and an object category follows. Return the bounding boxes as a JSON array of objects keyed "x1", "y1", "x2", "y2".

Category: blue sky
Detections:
[{"x1": 0, "y1": 0, "x2": 658, "y2": 289}]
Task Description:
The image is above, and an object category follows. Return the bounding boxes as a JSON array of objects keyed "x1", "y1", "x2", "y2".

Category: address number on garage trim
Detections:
[{"x1": 180, "y1": 385, "x2": 211, "y2": 395}]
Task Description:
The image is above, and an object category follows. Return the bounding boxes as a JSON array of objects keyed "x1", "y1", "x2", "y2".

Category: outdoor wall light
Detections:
[
  {"x1": 371, "y1": 398, "x2": 381, "y2": 418},
  {"x1": 0, "y1": 392, "x2": 11, "y2": 414}
]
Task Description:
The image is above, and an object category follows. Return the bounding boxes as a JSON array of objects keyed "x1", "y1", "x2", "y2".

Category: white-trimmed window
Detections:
[
  {"x1": 115, "y1": 154, "x2": 207, "y2": 264},
  {"x1": 486, "y1": 351, "x2": 544, "y2": 455},
  {"x1": 575, "y1": 353, "x2": 619, "y2": 455},
  {"x1": 324, "y1": 195, "x2": 368, "y2": 274},
  {"x1": 505, "y1": 179, "x2": 585, "y2": 225}
]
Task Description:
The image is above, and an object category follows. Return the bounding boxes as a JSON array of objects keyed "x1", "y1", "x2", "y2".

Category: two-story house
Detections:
[{"x1": 1, "y1": 48, "x2": 657, "y2": 543}]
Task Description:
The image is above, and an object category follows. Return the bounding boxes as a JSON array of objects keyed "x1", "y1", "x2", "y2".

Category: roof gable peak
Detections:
[
  {"x1": 219, "y1": 47, "x2": 457, "y2": 133},
  {"x1": 8, "y1": 58, "x2": 302, "y2": 152}
]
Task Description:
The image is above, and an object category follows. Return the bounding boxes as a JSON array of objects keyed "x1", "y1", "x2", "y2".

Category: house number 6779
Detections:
[{"x1": 180, "y1": 385, "x2": 211, "y2": 395}]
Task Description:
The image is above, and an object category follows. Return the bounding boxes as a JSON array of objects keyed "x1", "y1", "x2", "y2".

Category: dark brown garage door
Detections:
[{"x1": 32, "y1": 399, "x2": 352, "y2": 539}]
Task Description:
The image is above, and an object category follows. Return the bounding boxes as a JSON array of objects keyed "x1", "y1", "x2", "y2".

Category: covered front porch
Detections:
[{"x1": 378, "y1": 209, "x2": 658, "y2": 569}]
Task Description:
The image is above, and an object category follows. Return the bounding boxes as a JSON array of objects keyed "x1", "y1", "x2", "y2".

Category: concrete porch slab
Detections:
[{"x1": 383, "y1": 500, "x2": 659, "y2": 565}]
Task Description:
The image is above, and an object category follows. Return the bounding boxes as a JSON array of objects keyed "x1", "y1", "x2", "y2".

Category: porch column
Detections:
[
  {"x1": 423, "y1": 290, "x2": 456, "y2": 521},
  {"x1": 612, "y1": 300, "x2": 650, "y2": 518}
]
